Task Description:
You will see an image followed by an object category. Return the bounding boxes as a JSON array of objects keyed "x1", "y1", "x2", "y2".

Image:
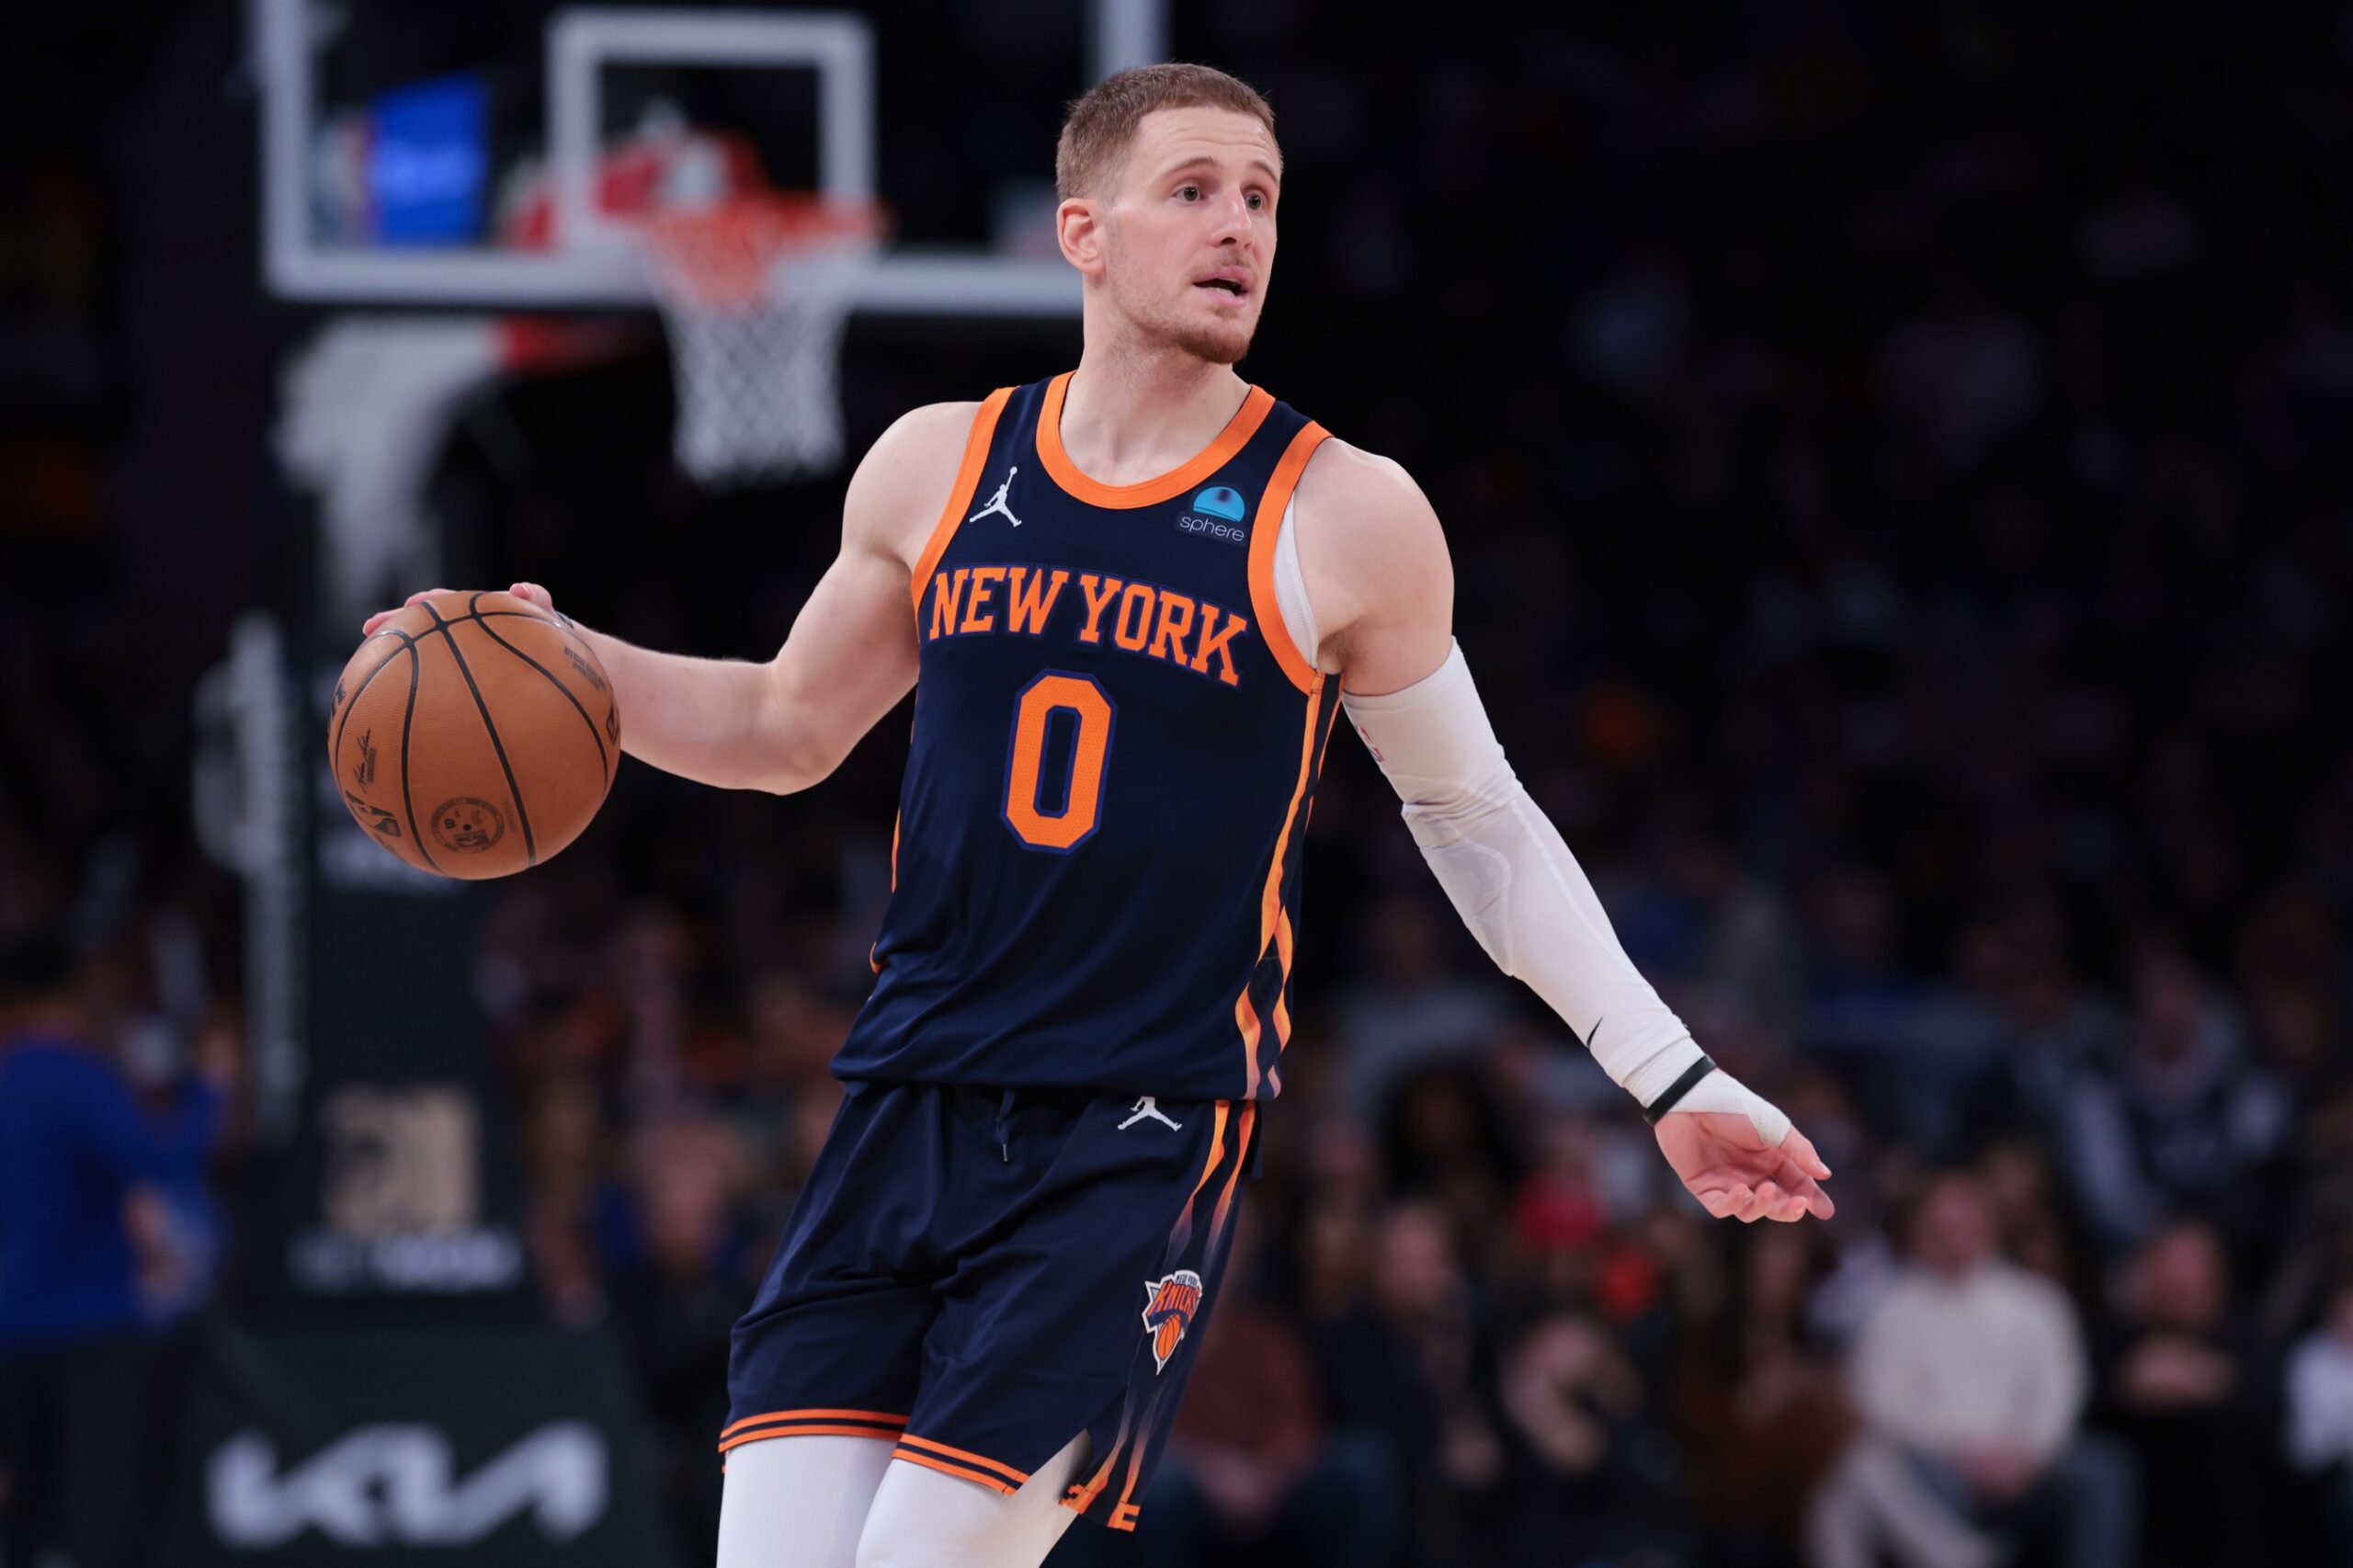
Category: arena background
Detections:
[{"x1": 4, "y1": 4, "x2": 2353, "y2": 1566}]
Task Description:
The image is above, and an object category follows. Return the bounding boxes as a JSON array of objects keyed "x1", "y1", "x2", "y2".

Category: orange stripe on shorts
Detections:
[
  {"x1": 720, "y1": 1407, "x2": 907, "y2": 1439},
  {"x1": 895, "y1": 1434, "x2": 1029, "y2": 1487},
  {"x1": 892, "y1": 1448, "x2": 1017, "y2": 1496}
]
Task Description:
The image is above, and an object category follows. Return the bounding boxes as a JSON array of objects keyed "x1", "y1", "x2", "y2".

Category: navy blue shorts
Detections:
[{"x1": 723, "y1": 1079, "x2": 1259, "y2": 1532}]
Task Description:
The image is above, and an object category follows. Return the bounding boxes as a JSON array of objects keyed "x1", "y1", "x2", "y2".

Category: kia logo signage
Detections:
[{"x1": 209, "y1": 1423, "x2": 607, "y2": 1548}]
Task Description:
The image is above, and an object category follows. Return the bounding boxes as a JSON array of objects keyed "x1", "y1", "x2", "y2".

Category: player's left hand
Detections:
[{"x1": 1656, "y1": 1104, "x2": 1835, "y2": 1224}]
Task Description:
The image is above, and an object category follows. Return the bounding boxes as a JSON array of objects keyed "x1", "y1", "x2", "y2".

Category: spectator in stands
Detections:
[
  {"x1": 1808, "y1": 1170, "x2": 2135, "y2": 1568},
  {"x1": 1975, "y1": 1132, "x2": 2089, "y2": 1301},
  {"x1": 610, "y1": 1113, "x2": 751, "y2": 1564},
  {"x1": 1289, "y1": 1199, "x2": 1505, "y2": 1561},
  {"x1": 1670, "y1": 1226, "x2": 1856, "y2": 1565},
  {"x1": 1493, "y1": 1307, "x2": 1655, "y2": 1562},
  {"x1": 1983, "y1": 903, "x2": 2127, "y2": 1167},
  {"x1": 2286, "y1": 1279, "x2": 2353, "y2": 1564},
  {"x1": 1381, "y1": 1063, "x2": 1523, "y2": 1268},
  {"x1": 1336, "y1": 896, "x2": 1509, "y2": 1127},
  {"x1": 1803, "y1": 866, "x2": 1970, "y2": 1154},
  {"x1": 1375, "y1": 1201, "x2": 1506, "y2": 1504},
  {"x1": 2096, "y1": 1221, "x2": 2258, "y2": 1568},
  {"x1": 2064, "y1": 940, "x2": 2290, "y2": 1254},
  {"x1": 0, "y1": 933, "x2": 228, "y2": 1568},
  {"x1": 519, "y1": 1071, "x2": 607, "y2": 1321},
  {"x1": 2257, "y1": 1075, "x2": 2353, "y2": 1353}
]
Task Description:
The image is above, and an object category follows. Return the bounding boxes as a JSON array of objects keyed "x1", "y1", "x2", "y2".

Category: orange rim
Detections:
[{"x1": 642, "y1": 194, "x2": 887, "y2": 309}]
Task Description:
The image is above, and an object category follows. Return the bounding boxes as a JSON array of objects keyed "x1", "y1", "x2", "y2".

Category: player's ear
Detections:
[{"x1": 1057, "y1": 198, "x2": 1106, "y2": 278}]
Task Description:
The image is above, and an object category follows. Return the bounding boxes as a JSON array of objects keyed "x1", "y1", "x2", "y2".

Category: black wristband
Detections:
[{"x1": 1641, "y1": 1054, "x2": 1718, "y2": 1125}]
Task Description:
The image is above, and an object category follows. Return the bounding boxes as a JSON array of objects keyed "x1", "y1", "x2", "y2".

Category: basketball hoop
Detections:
[{"x1": 638, "y1": 193, "x2": 885, "y2": 487}]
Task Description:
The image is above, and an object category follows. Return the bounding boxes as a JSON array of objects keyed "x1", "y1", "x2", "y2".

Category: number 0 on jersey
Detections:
[{"x1": 1003, "y1": 672, "x2": 1116, "y2": 851}]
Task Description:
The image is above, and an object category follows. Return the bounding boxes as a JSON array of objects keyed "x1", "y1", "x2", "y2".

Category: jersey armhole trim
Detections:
[
  {"x1": 1246, "y1": 422, "x2": 1330, "y2": 693},
  {"x1": 908, "y1": 386, "x2": 1017, "y2": 611}
]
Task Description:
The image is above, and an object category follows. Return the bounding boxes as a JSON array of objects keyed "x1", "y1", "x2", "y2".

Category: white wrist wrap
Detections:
[
  {"x1": 1342, "y1": 642, "x2": 1705, "y2": 1106},
  {"x1": 1672, "y1": 1068, "x2": 1792, "y2": 1145}
]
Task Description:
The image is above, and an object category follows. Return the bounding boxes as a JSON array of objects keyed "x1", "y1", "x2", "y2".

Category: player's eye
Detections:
[
  {"x1": 1245, "y1": 191, "x2": 1267, "y2": 212},
  {"x1": 1176, "y1": 185, "x2": 1201, "y2": 201}
]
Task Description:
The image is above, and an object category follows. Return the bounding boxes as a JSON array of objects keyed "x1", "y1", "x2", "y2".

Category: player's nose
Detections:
[{"x1": 1207, "y1": 192, "x2": 1259, "y2": 245}]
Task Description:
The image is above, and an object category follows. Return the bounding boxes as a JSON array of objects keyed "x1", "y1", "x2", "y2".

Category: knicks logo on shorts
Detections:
[{"x1": 1141, "y1": 1269, "x2": 1204, "y2": 1373}]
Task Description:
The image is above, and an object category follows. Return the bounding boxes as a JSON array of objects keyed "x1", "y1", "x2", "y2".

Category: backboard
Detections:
[{"x1": 253, "y1": 0, "x2": 1168, "y2": 315}]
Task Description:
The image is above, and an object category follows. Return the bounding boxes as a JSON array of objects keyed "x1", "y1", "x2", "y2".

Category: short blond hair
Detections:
[{"x1": 1055, "y1": 63, "x2": 1278, "y2": 201}]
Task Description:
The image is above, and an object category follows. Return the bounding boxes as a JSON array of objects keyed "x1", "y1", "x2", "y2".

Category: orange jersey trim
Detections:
[
  {"x1": 1233, "y1": 990, "x2": 1263, "y2": 1081},
  {"x1": 1209, "y1": 1102, "x2": 1257, "y2": 1246},
  {"x1": 895, "y1": 1434, "x2": 1030, "y2": 1487},
  {"x1": 1065, "y1": 1400, "x2": 1141, "y2": 1516},
  {"x1": 1245, "y1": 422, "x2": 1331, "y2": 694},
  {"x1": 1241, "y1": 679, "x2": 1327, "y2": 1095},
  {"x1": 1109, "y1": 1418, "x2": 1154, "y2": 1523},
  {"x1": 1034, "y1": 372, "x2": 1275, "y2": 509},
  {"x1": 892, "y1": 1448, "x2": 1018, "y2": 1496},
  {"x1": 721, "y1": 1407, "x2": 907, "y2": 1438},
  {"x1": 1069, "y1": 1402, "x2": 1148, "y2": 1517},
  {"x1": 1272, "y1": 909, "x2": 1296, "y2": 1040},
  {"x1": 908, "y1": 387, "x2": 1017, "y2": 611},
  {"x1": 1185, "y1": 1102, "x2": 1233, "y2": 1226}
]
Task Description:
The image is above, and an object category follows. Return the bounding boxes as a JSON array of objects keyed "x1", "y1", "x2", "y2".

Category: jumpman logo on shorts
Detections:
[
  {"x1": 1119, "y1": 1096, "x2": 1182, "y2": 1131},
  {"x1": 969, "y1": 467, "x2": 1023, "y2": 528}
]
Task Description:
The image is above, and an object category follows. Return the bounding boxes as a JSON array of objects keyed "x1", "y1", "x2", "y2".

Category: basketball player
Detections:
[{"x1": 371, "y1": 61, "x2": 1835, "y2": 1568}]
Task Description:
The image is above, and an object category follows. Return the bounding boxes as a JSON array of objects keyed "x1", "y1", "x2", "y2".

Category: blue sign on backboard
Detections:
[{"x1": 369, "y1": 74, "x2": 491, "y2": 245}]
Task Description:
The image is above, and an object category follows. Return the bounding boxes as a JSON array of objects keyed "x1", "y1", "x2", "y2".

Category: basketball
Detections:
[{"x1": 326, "y1": 589, "x2": 620, "y2": 880}]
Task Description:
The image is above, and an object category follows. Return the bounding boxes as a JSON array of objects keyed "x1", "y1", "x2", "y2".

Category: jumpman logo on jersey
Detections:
[
  {"x1": 969, "y1": 467, "x2": 1023, "y2": 528},
  {"x1": 1119, "y1": 1096, "x2": 1182, "y2": 1131}
]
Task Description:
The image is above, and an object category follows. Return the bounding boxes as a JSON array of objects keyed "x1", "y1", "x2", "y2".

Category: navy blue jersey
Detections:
[{"x1": 833, "y1": 373, "x2": 1340, "y2": 1101}]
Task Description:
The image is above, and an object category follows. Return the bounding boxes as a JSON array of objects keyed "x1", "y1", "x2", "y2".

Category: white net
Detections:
[{"x1": 639, "y1": 197, "x2": 881, "y2": 487}]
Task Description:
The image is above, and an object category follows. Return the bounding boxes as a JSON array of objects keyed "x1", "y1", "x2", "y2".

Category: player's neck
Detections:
[{"x1": 1059, "y1": 340, "x2": 1249, "y2": 487}]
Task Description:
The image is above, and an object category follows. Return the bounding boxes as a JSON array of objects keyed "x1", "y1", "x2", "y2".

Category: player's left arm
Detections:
[{"x1": 1296, "y1": 442, "x2": 1833, "y2": 1224}]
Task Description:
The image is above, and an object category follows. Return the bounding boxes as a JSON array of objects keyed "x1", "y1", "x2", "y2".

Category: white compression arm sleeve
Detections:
[{"x1": 1343, "y1": 642, "x2": 1788, "y2": 1140}]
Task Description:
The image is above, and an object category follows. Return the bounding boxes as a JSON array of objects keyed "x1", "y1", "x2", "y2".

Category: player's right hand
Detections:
[
  {"x1": 1658, "y1": 1111, "x2": 1835, "y2": 1224},
  {"x1": 361, "y1": 582, "x2": 558, "y2": 637}
]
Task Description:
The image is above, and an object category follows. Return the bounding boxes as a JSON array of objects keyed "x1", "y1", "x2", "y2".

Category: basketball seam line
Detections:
[
  {"x1": 470, "y1": 608, "x2": 604, "y2": 665},
  {"x1": 464, "y1": 594, "x2": 611, "y2": 785},
  {"x1": 335, "y1": 630, "x2": 416, "y2": 858},
  {"x1": 398, "y1": 636, "x2": 440, "y2": 874},
  {"x1": 472, "y1": 614, "x2": 610, "y2": 704},
  {"x1": 421, "y1": 603, "x2": 538, "y2": 868},
  {"x1": 472, "y1": 609, "x2": 588, "y2": 629},
  {"x1": 334, "y1": 630, "x2": 413, "y2": 765}
]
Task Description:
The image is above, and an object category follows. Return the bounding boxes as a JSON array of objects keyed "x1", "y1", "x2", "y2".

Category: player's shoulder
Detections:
[
  {"x1": 865, "y1": 399, "x2": 989, "y2": 472},
  {"x1": 845, "y1": 399, "x2": 991, "y2": 556},
  {"x1": 1296, "y1": 434, "x2": 1427, "y2": 513},
  {"x1": 1284, "y1": 434, "x2": 1451, "y2": 677},
  {"x1": 1292, "y1": 434, "x2": 1448, "y2": 578},
  {"x1": 1294, "y1": 435, "x2": 1442, "y2": 551}
]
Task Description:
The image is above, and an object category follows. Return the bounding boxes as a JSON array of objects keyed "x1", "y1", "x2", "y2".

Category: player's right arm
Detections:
[{"x1": 361, "y1": 401, "x2": 977, "y2": 794}]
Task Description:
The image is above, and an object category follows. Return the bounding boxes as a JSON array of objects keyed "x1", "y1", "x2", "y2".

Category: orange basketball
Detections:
[{"x1": 326, "y1": 589, "x2": 620, "y2": 880}]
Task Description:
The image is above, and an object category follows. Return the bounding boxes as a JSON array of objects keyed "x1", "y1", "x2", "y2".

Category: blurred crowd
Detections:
[{"x1": 9, "y1": 4, "x2": 2353, "y2": 1568}]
